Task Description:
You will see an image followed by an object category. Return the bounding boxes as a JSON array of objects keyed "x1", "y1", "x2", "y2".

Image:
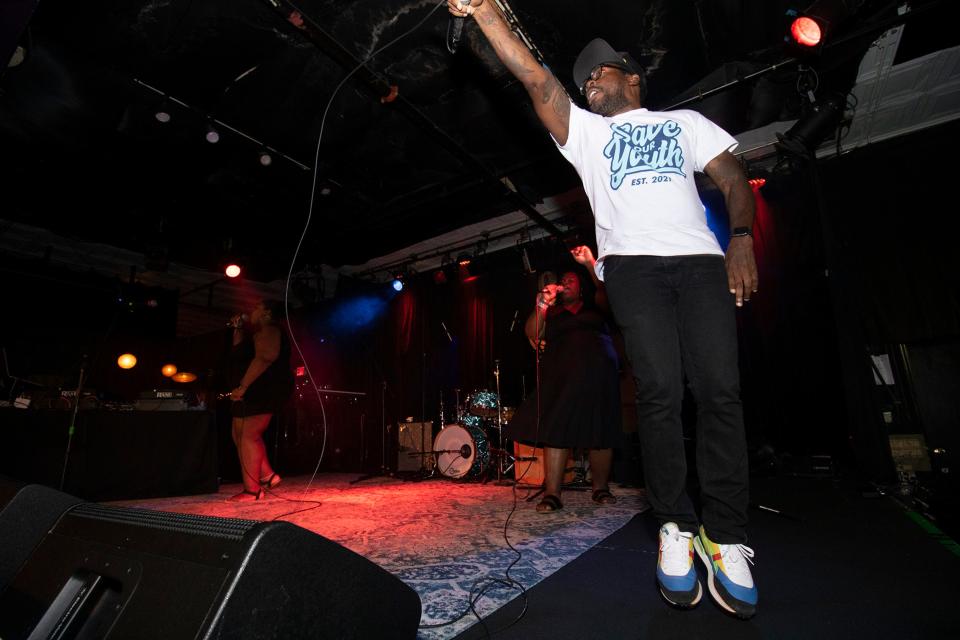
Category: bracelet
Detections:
[{"x1": 537, "y1": 301, "x2": 549, "y2": 309}]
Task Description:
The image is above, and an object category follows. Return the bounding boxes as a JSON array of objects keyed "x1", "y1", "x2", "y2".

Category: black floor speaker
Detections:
[
  {"x1": 0, "y1": 487, "x2": 421, "y2": 639},
  {"x1": 0, "y1": 479, "x2": 84, "y2": 592}
]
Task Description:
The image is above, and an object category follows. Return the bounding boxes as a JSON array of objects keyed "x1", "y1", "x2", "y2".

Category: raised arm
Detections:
[
  {"x1": 570, "y1": 245, "x2": 609, "y2": 312},
  {"x1": 703, "y1": 150, "x2": 758, "y2": 307},
  {"x1": 524, "y1": 283, "x2": 561, "y2": 350},
  {"x1": 448, "y1": 0, "x2": 571, "y2": 145}
]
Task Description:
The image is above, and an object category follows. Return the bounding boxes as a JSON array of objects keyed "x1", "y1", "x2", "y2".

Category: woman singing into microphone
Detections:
[
  {"x1": 225, "y1": 300, "x2": 294, "y2": 501},
  {"x1": 506, "y1": 246, "x2": 621, "y2": 512}
]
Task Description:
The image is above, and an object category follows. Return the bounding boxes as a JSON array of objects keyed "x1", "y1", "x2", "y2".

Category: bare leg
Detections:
[
  {"x1": 589, "y1": 448, "x2": 617, "y2": 503},
  {"x1": 235, "y1": 413, "x2": 273, "y2": 493},
  {"x1": 536, "y1": 447, "x2": 569, "y2": 512}
]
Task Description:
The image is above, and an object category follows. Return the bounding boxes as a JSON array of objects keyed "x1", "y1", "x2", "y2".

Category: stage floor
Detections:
[
  {"x1": 108, "y1": 473, "x2": 650, "y2": 639},
  {"x1": 455, "y1": 474, "x2": 960, "y2": 640},
  {"x1": 109, "y1": 473, "x2": 959, "y2": 639}
]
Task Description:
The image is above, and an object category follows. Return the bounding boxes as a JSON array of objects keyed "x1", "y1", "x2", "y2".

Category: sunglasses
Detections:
[{"x1": 580, "y1": 64, "x2": 628, "y2": 95}]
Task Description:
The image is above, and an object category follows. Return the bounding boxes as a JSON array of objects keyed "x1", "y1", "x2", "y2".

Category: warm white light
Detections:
[
  {"x1": 161, "y1": 364, "x2": 178, "y2": 377},
  {"x1": 259, "y1": 151, "x2": 273, "y2": 166},
  {"x1": 117, "y1": 353, "x2": 137, "y2": 369},
  {"x1": 225, "y1": 264, "x2": 242, "y2": 278}
]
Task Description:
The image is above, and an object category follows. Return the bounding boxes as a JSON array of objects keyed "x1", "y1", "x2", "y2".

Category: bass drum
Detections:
[{"x1": 433, "y1": 423, "x2": 490, "y2": 479}]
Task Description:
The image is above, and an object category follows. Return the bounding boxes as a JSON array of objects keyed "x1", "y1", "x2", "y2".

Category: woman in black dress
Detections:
[
  {"x1": 226, "y1": 300, "x2": 293, "y2": 501},
  {"x1": 508, "y1": 246, "x2": 621, "y2": 512}
]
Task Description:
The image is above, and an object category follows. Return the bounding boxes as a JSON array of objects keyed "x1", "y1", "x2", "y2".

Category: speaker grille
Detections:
[{"x1": 70, "y1": 504, "x2": 258, "y2": 541}]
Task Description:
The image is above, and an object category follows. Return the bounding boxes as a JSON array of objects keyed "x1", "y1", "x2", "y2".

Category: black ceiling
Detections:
[{"x1": 0, "y1": 0, "x2": 918, "y2": 280}]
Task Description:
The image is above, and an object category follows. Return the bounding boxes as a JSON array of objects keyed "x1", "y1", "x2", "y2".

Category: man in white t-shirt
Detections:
[{"x1": 449, "y1": 1, "x2": 759, "y2": 619}]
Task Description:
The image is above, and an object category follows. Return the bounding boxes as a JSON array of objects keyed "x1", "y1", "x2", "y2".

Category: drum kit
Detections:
[
  {"x1": 432, "y1": 388, "x2": 513, "y2": 481},
  {"x1": 429, "y1": 361, "x2": 520, "y2": 483}
]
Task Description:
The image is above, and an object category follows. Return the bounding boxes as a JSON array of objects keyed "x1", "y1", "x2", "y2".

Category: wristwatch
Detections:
[{"x1": 730, "y1": 226, "x2": 752, "y2": 238}]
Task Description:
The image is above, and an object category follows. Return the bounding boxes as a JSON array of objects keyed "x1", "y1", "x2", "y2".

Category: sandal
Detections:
[
  {"x1": 536, "y1": 494, "x2": 563, "y2": 513},
  {"x1": 591, "y1": 488, "x2": 617, "y2": 505},
  {"x1": 260, "y1": 473, "x2": 282, "y2": 489},
  {"x1": 227, "y1": 488, "x2": 264, "y2": 502}
]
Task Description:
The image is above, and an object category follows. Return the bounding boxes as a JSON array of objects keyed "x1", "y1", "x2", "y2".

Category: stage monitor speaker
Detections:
[
  {"x1": 0, "y1": 478, "x2": 84, "y2": 592},
  {"x1": 0, "y1": 495, "x2": 421, "y2": 639},
  {"x1": 397, "y1": 421, "x2": 432, "y2": 472},
  {"x1": 512, "y1": 443, "x2": 574, "y2": 487}
]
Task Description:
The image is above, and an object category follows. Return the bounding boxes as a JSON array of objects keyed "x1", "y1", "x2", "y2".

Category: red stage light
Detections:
[
  {"x1": 748, "y1": 178, "x2": 767, "y2": 189},
  {"x1": 296, "y1": 366, "x2": 306, "y2": 377},
  {"x1": 790, "y1": 16, "x2": 822, "y2": 47},
  {"x1": 225, "y1": 264, "x2": 242, "y2": 278}
]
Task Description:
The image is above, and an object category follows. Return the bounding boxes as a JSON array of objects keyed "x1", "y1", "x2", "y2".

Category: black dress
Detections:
[
  {"x1": 228, "y1": 329, "x2": 294, "y2": 418},
  {"x1": 506, "y1": 304, "x2": 621, "y2": 448}
]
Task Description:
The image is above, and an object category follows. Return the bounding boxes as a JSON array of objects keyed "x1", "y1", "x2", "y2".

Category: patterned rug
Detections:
[{"x1": 110, "y1": 474, "x2": 649, "y2": 639}]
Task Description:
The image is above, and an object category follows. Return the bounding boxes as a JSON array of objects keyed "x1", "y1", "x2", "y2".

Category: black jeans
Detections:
[{"x1": 604, "y1": 255, "x2": 748, "y2": 544}]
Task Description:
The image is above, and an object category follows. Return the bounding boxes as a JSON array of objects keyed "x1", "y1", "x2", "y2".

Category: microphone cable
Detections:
[
  {"x1": 276, "y1": 0, "x2": 448, "y2": 503},
  {"x1": 271, "y1": 3, "x2": 536, "y2": 634}
]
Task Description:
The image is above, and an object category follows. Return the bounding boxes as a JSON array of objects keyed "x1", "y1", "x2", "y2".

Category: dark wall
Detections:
[{"x1": 0, "y1": 255, "x2": 183, "y2": 402}]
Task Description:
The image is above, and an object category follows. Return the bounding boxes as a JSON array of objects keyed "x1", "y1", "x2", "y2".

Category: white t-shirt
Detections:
[{"x1": 555, "y1": 104, "x2": 738, "y2": 279}]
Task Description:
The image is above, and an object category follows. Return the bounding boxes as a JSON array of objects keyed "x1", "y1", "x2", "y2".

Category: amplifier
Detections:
[{"x1": 135, "y1": 390, "x2": 189, "y2": 411}]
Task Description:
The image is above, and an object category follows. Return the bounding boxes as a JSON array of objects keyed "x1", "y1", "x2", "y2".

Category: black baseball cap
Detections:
[{"x1": 573, "y1": 38, "x2": 643, "y2": 90}]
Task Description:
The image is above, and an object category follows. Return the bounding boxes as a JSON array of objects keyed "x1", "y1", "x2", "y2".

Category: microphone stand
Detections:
[
  {"x1": 492, "y1": 359, "x2": 515, "y2": 486},
  {"x1": 59, "y1": 355, "x2": 88, "y2": 491},
  {"x1": 351, "y1": 380, "x2": 394, "y2": 484}
]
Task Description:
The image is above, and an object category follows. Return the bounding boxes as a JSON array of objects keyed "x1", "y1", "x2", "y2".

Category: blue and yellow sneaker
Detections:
[
  {"x1": 656, "y1": 522, "x2": 702, "y2": 607},
  {"x1": 693, "y1": 525, "x2": 758, "y2": 618}
]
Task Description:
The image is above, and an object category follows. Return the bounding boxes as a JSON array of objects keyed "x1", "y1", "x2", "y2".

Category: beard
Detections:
[{"x1": 590, "y1": 83, "x2": 631, "y2": 117}]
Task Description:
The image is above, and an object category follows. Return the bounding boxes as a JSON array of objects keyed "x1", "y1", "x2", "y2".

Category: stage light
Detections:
[
  {"x1": 154, "y1": 99, "x2": 172, "y2": 123},
  {"x1": 776, "y1": 94, "x2": 845, "y2": 157},
  {"x1": 161, "y1": 364, "x2": 178, "y2": 377},
  {"x1": 790, "y1": 16, "x2": 822, "y2": 47},
  {"x1": 391, "y1": 277, "x2": 404, "y2": 292},
  {"x1": 172, "y1": 372, "x2": 197, "y2": 383},
  {"x1": 748, "y1": 178, "x2": 767, "y2": 189},
  {"x1": 258, "y1": 149, "x2": 273, "y2": 166},
  {"x1": 117, "y1": 353, "x2": 137, "y2": 369},
  {"x1": 205, "y1": 122, "x2": 220, "y2": 144},
  {"x1": 433, "y1": 269, "x2": 448, "y2": 285},
  {"x1": 785, "y1": 1, "x2": 859, "y2": 52},
  {"x1": 225, "y1": 264, "x2": 242, "y2": 278}
]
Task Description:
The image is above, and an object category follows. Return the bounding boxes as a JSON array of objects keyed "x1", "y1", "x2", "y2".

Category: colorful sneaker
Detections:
[
  {"x1": 693, "y1": 526, "x2": 758, "y2": 618},
  {"x1": 656, "y1": 522, "x2": 702, "y2": 607}
]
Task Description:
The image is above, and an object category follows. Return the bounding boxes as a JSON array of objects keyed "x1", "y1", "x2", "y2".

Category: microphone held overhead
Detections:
[{"x1": 446, "y1": 0, "x2": 471, "y2": 54}]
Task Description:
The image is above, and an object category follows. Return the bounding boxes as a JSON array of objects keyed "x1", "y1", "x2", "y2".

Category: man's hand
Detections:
[
  {"x1": 725, "y1": 236, "x2": 758, "y2": 307},
  {"x1": 447, "y1": 0, "x2": 482, "y2": 17}
]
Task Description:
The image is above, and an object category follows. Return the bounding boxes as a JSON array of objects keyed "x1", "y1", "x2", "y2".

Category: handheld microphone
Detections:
[
  {"x1": 540, "y1": 271, "x2": 564, "y2": 294},
  {"x1": 447, "y1": 0, "x2": 471, "y2": 54}
]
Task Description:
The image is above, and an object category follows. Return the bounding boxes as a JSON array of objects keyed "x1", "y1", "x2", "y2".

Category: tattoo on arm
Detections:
[{"x1": 540, "y1": 75, "x2": 569, "y2": 115}]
